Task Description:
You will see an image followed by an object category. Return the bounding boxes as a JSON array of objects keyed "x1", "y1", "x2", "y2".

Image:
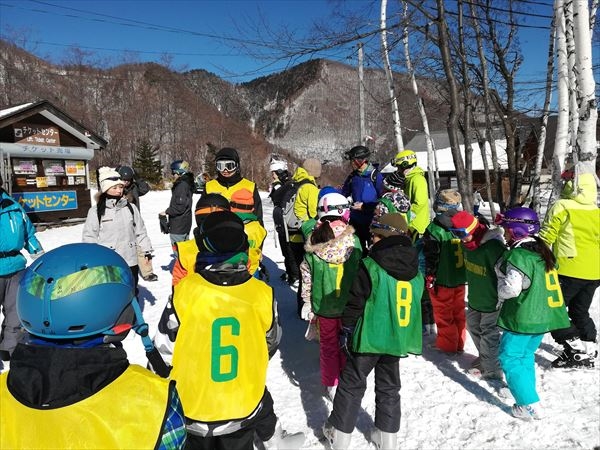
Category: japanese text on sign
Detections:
[
  {"x1": 14, "y1": 123, "x2": 60, "y2": 146},
  {"x1": 12, "y1": 191, "x2": 78, "y2": 213}
]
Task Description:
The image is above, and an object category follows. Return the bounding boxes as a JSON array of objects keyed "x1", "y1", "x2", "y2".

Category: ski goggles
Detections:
[
  {"x1": 216, "y1": 160, "x2": 238, "y2": 172},
  {"x1": 317, "y1": 203, "x2": 350, "y2": 214},
  {"x1": 370, "y1": 221, "x2": 407, "y2": 235},
  {"x1": 494, "y1": 213, "x2": 539, "y2": 227},
  {"x1": 448, "y1": 227, "x2": 471, "y2": 238}
]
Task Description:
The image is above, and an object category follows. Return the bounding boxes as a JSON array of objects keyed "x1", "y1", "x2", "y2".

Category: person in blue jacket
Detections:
[
  {"x1": 0, "y1": 174, "x2": 44, "y2": 361},
  {"x1": 341, "y1": 145, "x2": 384, "y2": 253}
]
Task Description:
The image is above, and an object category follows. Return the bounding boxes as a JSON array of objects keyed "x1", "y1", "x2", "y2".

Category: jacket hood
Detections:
[
  {"x1": 292, "y1": 167, "x2": 317, "y2": 184},
  {"x1": 481, "y1": 226, "x2": 506, "y2": 245},
  {"x1": 304, "y1": 225, "x2": 356, "y2": 264},
  {"x1": 369, "y1": 235, "x2": 419, "y2": 280},
  {"x1": 175, "y1": 172, "x2": 195, "y2": 188},
  {"x1": 405, "y1": 166, "x2": 425, "y2": 179},
  {"x1": 7, "y1": 343, "x2": 128, "y2": 408},
  {"x1": 561, "y1": 172, "x2": 598, "y2": 205}
]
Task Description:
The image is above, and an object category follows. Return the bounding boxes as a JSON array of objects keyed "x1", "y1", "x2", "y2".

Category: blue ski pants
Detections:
[{"x1": 498, "y1": 330, "x2": 544, "y2": 406}]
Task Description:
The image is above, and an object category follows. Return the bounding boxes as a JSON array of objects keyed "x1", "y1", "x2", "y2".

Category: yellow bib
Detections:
[
  {"x1": 1, "y1": 365, "x2": 171, "y2": 449},
  {"x1": 205, "y1": 178, "x2": 256, "y2": 201},
  {"x1": 176, "y1": 238, "x2": 199, "y2": 275},
  {"x1": 244, "y1": 220, "x2": 267, "y2": 274},
  {"x1": 171, "y1": 274, "x2": 273, "y2": 422}
]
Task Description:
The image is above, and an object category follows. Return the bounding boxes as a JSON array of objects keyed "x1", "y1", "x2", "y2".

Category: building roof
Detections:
[
  {"x1": 0, "y1": 100, "x2": 107, "y2": 149},
  {"x1": 404, "y1": 128, "x2": 508, "y2": 172}
]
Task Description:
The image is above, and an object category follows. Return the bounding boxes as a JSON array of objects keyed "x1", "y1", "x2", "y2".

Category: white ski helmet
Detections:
[
  {"x1": 269, "y1": 159, "x2": 288, "y2": 172},
  {"x1": 317, "y1": 192, "x2": 350, "y2": 222}
]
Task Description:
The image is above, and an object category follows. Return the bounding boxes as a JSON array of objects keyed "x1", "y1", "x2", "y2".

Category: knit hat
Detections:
[
  {"x1": 302, "y1": 158, "x2": 322, "y2": 178},
  {"x1": 230, "y1": 188, "x2": 254, "y2": 213},
  {"x1": 434, "y1": 189, "x2": 462, "y2": 213},
  {"x1": 98, "y1": 167, "x2": 123, "y2": 193},
  {"x1": 215, "y1": 147, "x2": 240, "y2": 164},
  {"x1": 370, "y1": 213, "x2": 409, "y2": 238},
  {"x1": 196, "y1": 211, "x2": 248, "y2": 254},
  {"x1": 450, "y1": 211, "x2": 479, "y2": 237}
]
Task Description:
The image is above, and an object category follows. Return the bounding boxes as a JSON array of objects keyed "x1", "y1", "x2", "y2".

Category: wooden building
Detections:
[{"x1": 0, "y1": 100, "x2": 106, "y2": 223}]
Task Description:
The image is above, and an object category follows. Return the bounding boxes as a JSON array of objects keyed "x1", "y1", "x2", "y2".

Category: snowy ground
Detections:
[{"x1": 2, "y1": 189, "x2": 599, "y2": 450}]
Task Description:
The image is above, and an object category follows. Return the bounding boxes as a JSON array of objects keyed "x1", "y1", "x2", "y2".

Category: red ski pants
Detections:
[{"x1": 428, "y1": 284, "x2": 467, "y2": 353}]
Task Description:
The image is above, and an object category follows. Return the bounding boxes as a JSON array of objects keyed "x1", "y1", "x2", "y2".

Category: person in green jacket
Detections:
[
  {"x1": 539, "y1": 170, "x2": 600, "y2": 368},
  {"x1": 323, "y1": 213, "x2": 423, "y2": 450},
  {"x1": 450, "y1": 211, "x2": 506, "y2": 380},
  {"x1": 495, "y1": 207, "x2": 570, "y2": 420}
]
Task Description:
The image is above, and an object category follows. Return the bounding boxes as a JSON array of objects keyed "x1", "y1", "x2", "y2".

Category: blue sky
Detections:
[{"x1": 0, "y1": 0, "x2": 589, "y2": 111}]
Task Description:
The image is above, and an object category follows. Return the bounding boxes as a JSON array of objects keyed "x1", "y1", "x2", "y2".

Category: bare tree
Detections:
[
  {"x1": 401, "y1": 1, "x2": 438, "y2": 204},
  {"x1": 380, "y1": 0, "x2": 404, "y2": 152},
  {"x1": 530, "y1": 9, "x2": 557, "y2": 213}
]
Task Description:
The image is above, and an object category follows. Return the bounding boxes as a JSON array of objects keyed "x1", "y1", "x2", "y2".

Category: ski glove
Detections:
[
  {"x1": 158, "y1": 214, "x2": 170, "y2": 234},
  {"x1": 301, "y1": 302, "x2": 314, "y2": 321},
  {"x1": 425, "y1": 274, "x2": 436, "y2": 291},
  {"x1": 339, "y1": 326, "x2": 354, "y2": 357}
]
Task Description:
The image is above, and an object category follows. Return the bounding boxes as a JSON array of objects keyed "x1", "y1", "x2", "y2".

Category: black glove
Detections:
[
  {"x1": 159, "y1": 214, "x2": 170, "y2": 234},
  {"x1": 339, "y1": 326, "x2": 354, "y2": 357}
]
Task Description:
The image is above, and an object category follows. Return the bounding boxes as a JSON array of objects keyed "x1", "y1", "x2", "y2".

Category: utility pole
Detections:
[{"x1": 358, "y1": 42, "x2": 366, "y2": 145}]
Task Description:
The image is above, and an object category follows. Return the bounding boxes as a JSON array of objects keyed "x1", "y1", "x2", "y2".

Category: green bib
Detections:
[
  {"x1": 305, "y1": 236, "x2": 362, "y2": 317},
  {"x1": 427, "y1": 222, "x2": 466, "y2": 286},
  {"x1": 352, "y1": 258, "x2": 424, "y2": 356},
  {"x1": 497, "y1": 247, "x2": 570, "y2": 333},
  {"x1": 464, "y1": 239, "x2": 505, "y2": 312}
]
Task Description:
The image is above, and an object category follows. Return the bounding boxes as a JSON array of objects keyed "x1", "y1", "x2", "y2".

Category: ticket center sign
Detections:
[
  {"x1": 12, "y1": 191, "x2": 78, "y2": 213},
  {"x1": 14, "y1": 123, "x2": 60, "y2": 146}
]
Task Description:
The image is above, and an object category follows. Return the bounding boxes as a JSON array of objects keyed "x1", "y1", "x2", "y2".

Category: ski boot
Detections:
[
  {"x1": 551, "y1": 338, "x2": 594, "y2": 369},
  {"x1": 371, "y1": 427, "x2": 397, "y2": 450},
  {"x1": 322, "y1": 421, "x2": 351, "y2": 450}
]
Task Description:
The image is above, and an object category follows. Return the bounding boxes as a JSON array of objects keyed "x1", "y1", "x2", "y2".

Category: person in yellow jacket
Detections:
[
  {"x1": 231, "y1": 188, "x2": 267, "y2": 277},
  {"x1": 539, "y1": 169, "x2": 600, "y2": 368},
  {"x1": 393, "y1": 149, "x2": 434, "y2": 335},
  {"x1": 172, "y1": 193, "x2": 231, "y2": 286},
  {"x1": 288, "y1": 158, "x2": 321, "y2": 316},
  {"x1": 392, "y1": 149, "x2": 430, "y2": 237},
  {"x1": 1, "y1": 243, "x2": 186, "y2": 450},
  {"x1": 152, "y1": 211, "x2": 304, "y2": 450},
  {"x1": 205, "y1": 147, "x2": 263, "y2": 224}
]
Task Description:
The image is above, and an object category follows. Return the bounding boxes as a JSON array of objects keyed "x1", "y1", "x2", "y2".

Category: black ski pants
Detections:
[
  {"x1": 275, "y1": 227, "x2": 299, "y2": 282},
  {"x1": 184, "y1": 389, "x2": 277, "y2": 450},
  {"x1": 328, "y1": 352, "x2": 401, "y2": 434},
  {"x1": 551, "y1": 275, "x2": 600, "y2": 343}
]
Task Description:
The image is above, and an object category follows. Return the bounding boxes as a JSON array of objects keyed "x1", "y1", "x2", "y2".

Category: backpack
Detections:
[{"x1": 279, "y1": 179, "x2": 311, "y2": 240}]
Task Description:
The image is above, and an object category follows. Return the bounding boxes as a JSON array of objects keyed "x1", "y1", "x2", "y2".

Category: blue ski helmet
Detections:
[{"x1": 17, "y1": 243, "x2": 136, "y2": 340}]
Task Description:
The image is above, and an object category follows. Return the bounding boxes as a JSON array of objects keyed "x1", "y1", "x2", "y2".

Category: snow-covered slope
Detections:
[{"x1": 2, "y1": 189, "x2": 598, "y2": 449}]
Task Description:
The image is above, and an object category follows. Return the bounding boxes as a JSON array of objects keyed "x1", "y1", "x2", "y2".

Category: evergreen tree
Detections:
[{"x1": 133, "y1": 140, "x2": 163, "y2": 184}]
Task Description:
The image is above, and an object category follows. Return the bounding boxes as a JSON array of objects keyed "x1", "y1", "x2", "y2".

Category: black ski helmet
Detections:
[
  {"x1": 117, "y1": 166, "x2": 135, "y2": 181},
  {"x1": 343, "y1": 145, "x2": 370, "y2": 161},
  {"x1": 194, "y1": 193, "x2": 231, "y2": 227}
]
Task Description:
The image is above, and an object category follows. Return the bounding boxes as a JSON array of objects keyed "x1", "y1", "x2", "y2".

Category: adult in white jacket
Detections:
[{"x1": 82, "y1": 167, "x2": 153, "y2": 293}]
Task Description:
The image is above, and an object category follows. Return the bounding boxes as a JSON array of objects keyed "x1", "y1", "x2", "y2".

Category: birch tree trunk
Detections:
[
  {"x1": 572, "y1": 0, "x2": 598, "y2": 177},
  {"x1": 551, "y1": 0, "x2": 570, "y2": 203},
  {"x1": 380, "y1": 0, "x2": 404, "y2": 152},
  {"x1": 402, "y1": 1, "x2": 438, "y2": 206},
  {"x1": 565, "y1": 0, "x2": 579, "y2": 164},
  {"x1": 531, "y1": 12, "x2": 556, "y2": 213}
]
